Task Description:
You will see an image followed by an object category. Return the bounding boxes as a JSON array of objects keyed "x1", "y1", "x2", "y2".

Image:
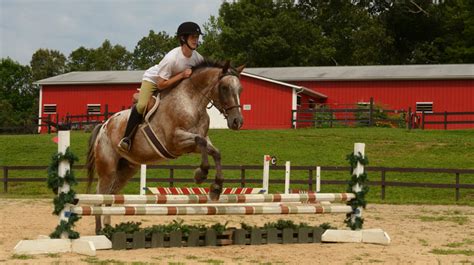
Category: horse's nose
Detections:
[{"x1": 232, "y1": 117, "x2": 243, "y2": 130}]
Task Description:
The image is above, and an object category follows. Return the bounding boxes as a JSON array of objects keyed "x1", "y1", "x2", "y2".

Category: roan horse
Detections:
[{"x1": 86, "y1": 61, "x2": 244, "y2": 232}]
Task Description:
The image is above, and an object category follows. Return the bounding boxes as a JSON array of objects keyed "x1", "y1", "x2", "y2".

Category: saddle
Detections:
[{"x1": 132, "y1": 90, "x2": 177, "y2": 160}]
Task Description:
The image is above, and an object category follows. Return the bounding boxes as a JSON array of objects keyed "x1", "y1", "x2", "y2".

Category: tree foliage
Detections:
[
  {"x1": 0, "y1": 58, "x2": 37, "y2": 130},
  {"x1": 30, "y1": 49, "x2": 67, "y2": 81},
  {"x1": 132, "y1": 30, "x2": 177, "y2": 70},
  {"x1": 1, "y1": 0, "x2": 473, "y2": 132}
]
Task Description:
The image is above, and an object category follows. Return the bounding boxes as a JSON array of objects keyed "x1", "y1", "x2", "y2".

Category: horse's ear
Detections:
[
  {"x1": 222, "y1": 61, "x2": 230, "y2": 74},
  {"x1": 236, "y1": 64, "x2": 246, "y2": 74}
]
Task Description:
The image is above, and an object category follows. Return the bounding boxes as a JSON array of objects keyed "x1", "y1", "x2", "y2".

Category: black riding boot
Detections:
[{"x1": 118, "y1": 106, "x2": 143, "y2": 152}]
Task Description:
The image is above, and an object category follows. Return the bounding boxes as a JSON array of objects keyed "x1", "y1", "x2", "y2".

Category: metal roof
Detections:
[
  {"x1": 34, "y1": 70, "x2": 327, "y2": 98},
  {"x1": 35, "y1": 70, "x2": 144, "y2": 85},
  {"x1": 245, "y1": 64, "x2": 474, "y2": 81},
  {"x1": 34, "y1": 64, "x2": 474, "y2": 86}
]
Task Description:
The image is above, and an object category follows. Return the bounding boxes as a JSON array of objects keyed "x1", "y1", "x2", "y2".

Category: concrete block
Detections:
[
  {"x1": 362, "y1": 229, "x2": 391, "y2": 245},
  {"x1": 81, "y1": 235, "x2": 112, "y2": 250},
  {"x1": 71, "y1": 240, "x2": 96, "y2": 256},
  {"x1": 14, "y1": 239, "x2": 71, "y2": 255},
  {"x1": 321, "y1": 229, "x2": 362, "y2": 243}
]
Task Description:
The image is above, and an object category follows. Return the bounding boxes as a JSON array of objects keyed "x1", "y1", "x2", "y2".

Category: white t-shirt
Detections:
[{"x1": 142, "y1": 47, "x2": 204, "y2": 84}]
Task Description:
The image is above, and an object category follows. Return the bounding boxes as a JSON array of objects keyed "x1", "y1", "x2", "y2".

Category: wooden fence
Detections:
[
  {"x1": 418, "y1": 111, "x2": 474, "y2": 130},
  {"x1": 292, "y1": 98, "x2": 406, "y2": 128},
  {"x1": 2, "y1": 164, "x2": 473, "y2": 201}
]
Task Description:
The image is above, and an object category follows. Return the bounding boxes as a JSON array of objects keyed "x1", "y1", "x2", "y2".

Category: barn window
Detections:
[
  {"x1": 43, "y1": 104, "x2": 57, "y2": 114},
  {"x1": 87, "y1": 104, "x2": 101, "y2": 114},
  {"x1": 416, "y1": 102, "x2": 433, "y2": 113}
]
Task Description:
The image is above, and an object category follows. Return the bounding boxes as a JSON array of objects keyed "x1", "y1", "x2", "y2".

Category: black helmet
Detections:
[{"x1": 177, "y1": 22, "x2": 202, "y2": 36}]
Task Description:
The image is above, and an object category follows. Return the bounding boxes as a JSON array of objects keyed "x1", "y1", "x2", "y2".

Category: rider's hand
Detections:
[{"x1": 181, "y1": 69, "x2": 192, "y2": 79}]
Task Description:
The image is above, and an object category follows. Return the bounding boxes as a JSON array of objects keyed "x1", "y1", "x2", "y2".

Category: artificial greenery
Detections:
[
  {"x1": 344, "y1": 151, "x2": 369, "y2": 230},
  {"x1": 99, "y1": 219, "x2": 331, "y2": 240},
  {"x1": 47, "y1": 147, "x2": 81, "y2": 239}
]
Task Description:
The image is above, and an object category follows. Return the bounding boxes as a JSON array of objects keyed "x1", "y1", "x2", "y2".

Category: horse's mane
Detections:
[{"x1": 192, "y1": 59, "x2": 226, "y2": 72}]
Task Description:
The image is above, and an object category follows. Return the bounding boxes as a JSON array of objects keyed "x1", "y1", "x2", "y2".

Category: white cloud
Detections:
[{"x1": 0, "y1": 0, "x2": 221, "y2": 65}]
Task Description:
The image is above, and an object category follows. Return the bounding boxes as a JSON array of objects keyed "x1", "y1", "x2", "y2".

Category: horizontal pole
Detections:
[
  {"x1": 74, "y1": 193, "x2": 355, "y2": 205},
  {"x1": 69, "y1": 204, "x2": 353, "y2": 216}
]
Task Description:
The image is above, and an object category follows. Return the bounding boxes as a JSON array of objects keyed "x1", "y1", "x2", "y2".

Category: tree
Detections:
[
  {"x1": 93, "y1": 40, "x2": 132, "y2": 70},
  {"x1": 30, "y1": 49, "x2": 67, "y2": 81},
  {"x1": 0, "y1": 58, "x2": 37, "y2": 129},
  {"x1": 68, "y1": 46, "x2": 94, "y2": 71},
  {"x1": 435, "y1": 0, "x2": 474, "y2": 63},
  {"x1": 132, "y1": 30, "x2": 177, "y2": 70},
  {"x1": 297, "y1": 0, "x2": 393, "y2": 65},
  {"x1": 206, "y1": 0, "x2": 334, "y2": 67}
]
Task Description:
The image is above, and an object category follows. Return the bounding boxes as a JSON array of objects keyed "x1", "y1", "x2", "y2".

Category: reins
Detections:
[{"x1": 188, "y1": 68, "x2": 241, "y2": 119}]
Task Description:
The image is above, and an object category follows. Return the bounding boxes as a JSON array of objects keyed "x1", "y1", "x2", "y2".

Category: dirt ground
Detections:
[{"x1": 1, "y1": 199, "x2": 473, "y2": 264}]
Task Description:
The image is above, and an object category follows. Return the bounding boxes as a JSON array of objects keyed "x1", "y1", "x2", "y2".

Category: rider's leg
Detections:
[{"x1": 118, "y1": 81, "x2": 156, "y2": 152}]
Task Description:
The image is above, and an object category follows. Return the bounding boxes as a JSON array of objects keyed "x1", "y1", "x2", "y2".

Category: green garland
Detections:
[
  {"x1": 47, "y1": 147, "x2": 81, "y2": 239},
  {"x1": 344, "y1": 151, "x2": 369, "y2": 230}
]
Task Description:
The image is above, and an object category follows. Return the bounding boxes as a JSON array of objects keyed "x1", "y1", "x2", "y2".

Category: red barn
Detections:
[
  {"x1": 246, "y1": 64, "x2": 474, "y2": 129},
  {"x1": 35, "y1": 71, "x2": 323, "y2": 132},
  {"x1": 36, "y1": 64, "x2": 473, "y2": 131}
]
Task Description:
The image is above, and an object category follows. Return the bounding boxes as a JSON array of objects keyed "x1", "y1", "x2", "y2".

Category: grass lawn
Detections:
[{"x1": 1, "y1": 128, "x2": 473, "y2": 204}]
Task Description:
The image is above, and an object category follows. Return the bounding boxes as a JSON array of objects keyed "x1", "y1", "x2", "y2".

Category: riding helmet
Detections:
[{"x1": 177, "y1": 22, "x2": 202, "y2": 36}]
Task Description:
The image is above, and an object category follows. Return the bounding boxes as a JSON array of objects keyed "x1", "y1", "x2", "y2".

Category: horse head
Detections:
[{"x1": 215, "y1": 62, "x2": 245, "y2": 130}]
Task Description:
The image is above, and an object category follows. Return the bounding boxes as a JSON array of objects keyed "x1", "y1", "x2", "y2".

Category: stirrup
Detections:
[{"x1": 118, "y1": 137, "x2": 131, "y2": 152}]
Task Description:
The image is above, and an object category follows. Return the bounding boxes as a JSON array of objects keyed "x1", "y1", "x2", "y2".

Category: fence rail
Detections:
[
  {"x1": 2, "y1": 164, "x2": 474, "y2": 201},
  {"x1": 420, "y1": 111, "x2": 474, "y2": 130}
]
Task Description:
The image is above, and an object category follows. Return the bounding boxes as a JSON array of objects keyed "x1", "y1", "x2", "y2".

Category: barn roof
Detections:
[
  {"x1": 35, "y1": 70, "x2": 327, "y2": 99},
  {"x1": 245, "y1": 64, "x2": 474, "y2": 81}
]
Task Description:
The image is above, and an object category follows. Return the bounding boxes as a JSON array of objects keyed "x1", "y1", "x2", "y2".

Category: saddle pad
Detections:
[
  {"x1": 148, "y1": 187, "x2": 266, "y2": 195},
  {"x1": 140, "y1": 123, "x2": 177, "y2": 160}
]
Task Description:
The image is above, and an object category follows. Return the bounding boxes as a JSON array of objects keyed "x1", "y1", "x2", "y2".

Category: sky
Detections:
[{"x1": 0, "y1": 0, "x2": 223, "y2": 65}]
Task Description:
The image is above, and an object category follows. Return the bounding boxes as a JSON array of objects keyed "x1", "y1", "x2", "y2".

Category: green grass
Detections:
[{"x1": 1, "y1": 128, "x2": 473, "y2": 204}]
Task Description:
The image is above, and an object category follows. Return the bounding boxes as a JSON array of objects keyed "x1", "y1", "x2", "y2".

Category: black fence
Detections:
[
  {"x1": 2, "y1": 164, "x2": 474, "y2": 201},
  {"x1": 292, "y1": 98, "x2": 407, "y2": 128}
]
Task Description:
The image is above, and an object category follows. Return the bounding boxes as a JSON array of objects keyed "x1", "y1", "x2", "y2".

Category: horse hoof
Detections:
[
  {"x1": 194, "y1": 168, "x2": 208, "y2": 184},
  {"x1": 209, "y1": 183, "x2": 222, "y2": 201}
]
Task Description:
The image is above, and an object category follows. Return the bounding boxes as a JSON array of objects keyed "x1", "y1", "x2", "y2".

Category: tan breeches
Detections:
[{"x1": 136, "y1": 80, "x2": 158, "y2": 115}]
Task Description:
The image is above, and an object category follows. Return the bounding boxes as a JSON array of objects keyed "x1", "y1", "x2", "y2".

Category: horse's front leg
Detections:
[
  {"x1": 195, "y1": 136, "x2": 223, "y2": 200},
  {"x1": 204, "y1": 138, "x2": 223, "y2": 201},
  {"x1": 191, "y1": 136, "x2": 209, "y2": 184},
  {"x1": 174, "y1": 130, "x2": 223, "y2": 200}
]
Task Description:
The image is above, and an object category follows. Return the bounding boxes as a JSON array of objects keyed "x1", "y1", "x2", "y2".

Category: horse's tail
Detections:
[{"x1": 86, "y1": 124, "x2": 101, "y2": 194}]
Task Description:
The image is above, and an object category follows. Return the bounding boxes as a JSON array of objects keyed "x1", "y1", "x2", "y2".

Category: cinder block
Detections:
[{"x1": 321, "y1": 229, "x2": 362, "y2": 243}]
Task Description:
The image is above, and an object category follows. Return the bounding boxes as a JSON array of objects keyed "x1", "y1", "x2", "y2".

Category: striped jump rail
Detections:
[
  {"x1": 74, "y1": 193, "x2": 355, "y2": 205},
  {"x1": 69, "y1": 204, "x2": 353, "y2": 216},
  {"x1": 147, "y1": 187, "x2": 266, "y2": 195}
]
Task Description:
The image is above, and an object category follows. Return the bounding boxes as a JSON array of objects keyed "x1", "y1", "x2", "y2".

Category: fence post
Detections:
[
  {"x1": 240, "y1": 167, "x2": 246, "y2": 188},
  {"x1": 369, "y1": 97, "x2": 374, "y2": 127},
  {"x1": 351, "y1": 143, "x2": 365, "y2": 228},
  {"x1": 48, "y1": 114, "x2": 52, "y2": 134},
  {"x1": 444, "y1": 111, "x2": 448, "y2": 130},
  {"x1": 169, "y1": 168, "x2": 174, "y2": 187},
  {"x1": 408, "y1": 107, "x2": 412, "y2": 130},
  {"x1": 104, "y1": 104, "x2": 109, "y2": 120},
  {"x1": 421, "y1": 111, "x2": 425, "y2": 130},
  {"x1": 57, "y1": 130, "x2": 71, "y2": 238},
  {"x1": 455, "y1": 173, "x2": 460, "y2": 201},
  {"x1": 3, "y1": 166, "x2": 8, "y2": 193},
  {"x1": 381, "y1": 169, "x2": 386, "y2": 200}
]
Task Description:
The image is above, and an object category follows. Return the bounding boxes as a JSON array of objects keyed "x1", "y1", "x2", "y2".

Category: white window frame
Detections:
[
  {"x1": 416, "y1": 102, "x2": 433, "y2": 113},
  {"x1": 43, "y1": 104, "x2": 57, "y2": 114},
  {"x1": 87, "y1": 104, "x2": 101, "y2": 115}
]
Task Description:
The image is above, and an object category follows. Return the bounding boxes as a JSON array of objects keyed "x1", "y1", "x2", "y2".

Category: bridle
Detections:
[{"x1": 189, "y1": 69, "x2": 242, "y2": 119}]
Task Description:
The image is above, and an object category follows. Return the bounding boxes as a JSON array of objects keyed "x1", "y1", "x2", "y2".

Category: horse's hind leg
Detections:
[{"x1": 94, "y1": 156, "x2": 139, "y2": 234}]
